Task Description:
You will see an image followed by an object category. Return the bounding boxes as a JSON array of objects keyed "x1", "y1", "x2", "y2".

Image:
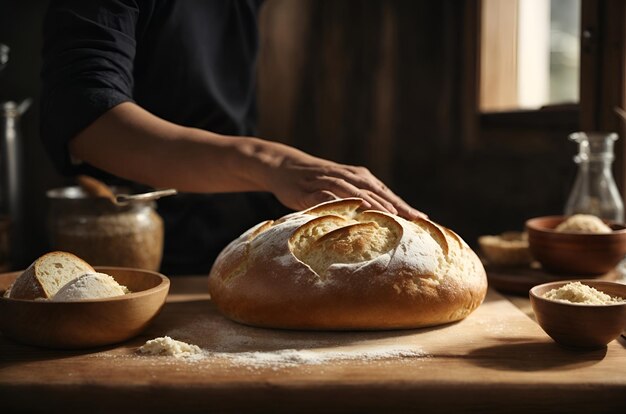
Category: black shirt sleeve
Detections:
[{"x1": 40, "y1": 0, "x2": 144, "y2": 175}]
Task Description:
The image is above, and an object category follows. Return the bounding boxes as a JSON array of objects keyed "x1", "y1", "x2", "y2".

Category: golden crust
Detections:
[
  {"x1": 8, "y1": 262, "x2": 46, "y2": 300},
  {"x1": 208, "y1": 199, "x2": 487, "y2": 330}
]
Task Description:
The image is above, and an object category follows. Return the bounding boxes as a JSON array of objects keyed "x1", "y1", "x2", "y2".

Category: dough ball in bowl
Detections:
[
  {"x1": 555, "y1": 214, "x2": 612, "y2": 234},
  {"x1": 208, "y1": 198, "x2": 487, "y2": 330}
]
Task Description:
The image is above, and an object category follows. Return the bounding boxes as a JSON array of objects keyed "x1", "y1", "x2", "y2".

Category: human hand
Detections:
[{"x1": 263, "y1": 147, "x2": 426, "y2": 220}]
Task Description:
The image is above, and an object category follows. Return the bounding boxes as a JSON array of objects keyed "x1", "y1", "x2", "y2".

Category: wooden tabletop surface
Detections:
[{"x1": 1, "y1": 275, "x2": 625, "y2": 413}]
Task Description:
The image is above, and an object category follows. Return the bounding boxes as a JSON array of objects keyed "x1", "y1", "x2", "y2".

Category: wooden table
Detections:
[{"x1": 1, "y1": 276, "x2": 625, "y2": 413}]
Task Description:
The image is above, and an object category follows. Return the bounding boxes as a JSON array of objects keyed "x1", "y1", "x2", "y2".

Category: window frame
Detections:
[{"x1": 466, "y1": 0, "x2": 626, "y2": 187}]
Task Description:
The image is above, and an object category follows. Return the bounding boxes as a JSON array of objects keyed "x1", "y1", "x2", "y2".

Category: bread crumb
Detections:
[{"x1": 543, "y1": 282, "x2": 625, "y2": 305}]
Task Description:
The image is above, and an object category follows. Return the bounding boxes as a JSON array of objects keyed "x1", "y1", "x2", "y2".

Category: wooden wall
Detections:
[{"x1": 258, "y1": 0, "x2": 578, "y2": 245}]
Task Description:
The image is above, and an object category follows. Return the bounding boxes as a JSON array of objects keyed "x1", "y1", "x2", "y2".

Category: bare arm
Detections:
[{"x1": 70, "y1": 102, "x2": 425, "y2": 219}]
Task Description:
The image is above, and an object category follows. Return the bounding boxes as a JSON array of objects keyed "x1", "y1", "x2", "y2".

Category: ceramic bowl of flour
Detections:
[
  {"x1": 530, "y1": 280, "x2": 626, "y2": 349},
  {"x1": 0, "y1": 267, "x2": 169, "y2": 349}
]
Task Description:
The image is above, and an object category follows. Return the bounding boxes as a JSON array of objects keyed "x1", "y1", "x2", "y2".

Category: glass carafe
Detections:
[{"x1": 564, "y1": 132, "x2": 624, "y2": 222}]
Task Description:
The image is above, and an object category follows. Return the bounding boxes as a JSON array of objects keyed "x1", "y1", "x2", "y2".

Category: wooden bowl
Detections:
[
  {"x1": 530, "y1": 280, "x2": 626, "y2": 348},
  {"x1": 0, "y1": 267, "x2": 169, "y2": 349},
  {"x1": 526, "y1": 216, "x2": 626, "y2": 275}
]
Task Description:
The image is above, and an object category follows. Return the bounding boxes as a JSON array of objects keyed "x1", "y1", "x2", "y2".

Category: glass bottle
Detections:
[{"x1": 564, "y1": 132, "x2": 624, "y2": 222}]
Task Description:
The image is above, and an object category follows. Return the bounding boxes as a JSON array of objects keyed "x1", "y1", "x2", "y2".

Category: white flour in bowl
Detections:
[{"x1": 542, "y1": 282, "x2": 625, "y2": 305}]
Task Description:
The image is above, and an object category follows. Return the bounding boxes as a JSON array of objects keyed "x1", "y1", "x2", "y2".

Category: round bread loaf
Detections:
[{"x1": 208, "y1": 198, "x2": 487, "y2": 330}]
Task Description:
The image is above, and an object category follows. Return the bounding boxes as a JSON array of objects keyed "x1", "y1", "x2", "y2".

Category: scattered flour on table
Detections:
[
  {"x1": 210, "y1": 346, "x2": 427, "y2": 367},
  {"x1": 136, "y1": 335, "x2": 427, "y2": 367}
]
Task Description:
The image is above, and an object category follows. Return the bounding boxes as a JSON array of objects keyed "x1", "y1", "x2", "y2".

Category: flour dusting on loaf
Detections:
[
  {"x1": 52, "y1": 272, "x2": 128, "y2": 302},
  {"x1": 208, "y1": 198, "x2": 488, "y2": 330}
]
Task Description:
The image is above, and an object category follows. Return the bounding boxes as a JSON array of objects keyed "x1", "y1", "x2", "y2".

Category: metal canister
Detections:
[{"x1": 0, "y1": 99, "x2": 30, "y2": 269}]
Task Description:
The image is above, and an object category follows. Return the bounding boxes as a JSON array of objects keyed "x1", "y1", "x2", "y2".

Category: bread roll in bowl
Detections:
[{"x1": 208, "y1": 198, "x2": 487, "y2": 330}]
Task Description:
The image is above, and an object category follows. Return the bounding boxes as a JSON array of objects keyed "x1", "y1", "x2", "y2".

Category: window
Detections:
[{"x1": 480, "y1": 0, "x2": 581, "y2": 112}]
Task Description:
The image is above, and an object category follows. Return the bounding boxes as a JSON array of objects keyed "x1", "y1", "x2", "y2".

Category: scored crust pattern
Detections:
[{"x1": 208, "y1": 198, "x2": 487, "y2": 330}]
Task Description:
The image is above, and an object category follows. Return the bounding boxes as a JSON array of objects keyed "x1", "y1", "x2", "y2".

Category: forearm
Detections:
[
  {"x1": 70, "y1": 101, "x2": 424, "y2": 219},
  {"x1": 69, "y1": 102, "x2": 278, "y2": 193}
]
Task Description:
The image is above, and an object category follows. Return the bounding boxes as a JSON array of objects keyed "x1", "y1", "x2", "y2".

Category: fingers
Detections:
[
  {"x1": 304, "y1": 190, "x2": 338, "y2": 207},
  {"x1": 364, "y1": 191, "x2": 398, "y2": 215},
  {"x1": 367, "y1": 190, "x2": 427, "y2": 220},
  {"x1": 269, "y1": 154, "x2": 427, "y2": 219},
  {"x1": 397, "y1": 203, "x2": 428, "y2": 220},
  {"x1": 315, "y1": 176, "x2": 396, "y2": 214},
  {"x1": 342, "y1": 167, "x2": 426, "y2": 220},
  {"x1": 308, "y1": 166, "x2": 426, "y2": 220}
]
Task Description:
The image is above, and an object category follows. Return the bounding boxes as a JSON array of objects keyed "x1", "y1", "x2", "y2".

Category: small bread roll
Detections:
[
  {"x1": 478, "y1": 232, "x2": 533, "y2": 267},
  {"x1": 209, "y1": 198, "x2": 487, "y2": 330}
]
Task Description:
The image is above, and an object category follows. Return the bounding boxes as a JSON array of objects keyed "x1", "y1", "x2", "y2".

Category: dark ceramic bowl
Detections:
[
  {"x1": 525, "y1": 216, "x2": 626, "y2": 275},
  {"x1": 530, "y1": 280, "x2": 626, "y2": 348}
]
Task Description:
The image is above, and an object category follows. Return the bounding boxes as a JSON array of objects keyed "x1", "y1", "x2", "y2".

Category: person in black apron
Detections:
[{"x1": 40, "y1": 0, "x2": 423, "y2": 275}]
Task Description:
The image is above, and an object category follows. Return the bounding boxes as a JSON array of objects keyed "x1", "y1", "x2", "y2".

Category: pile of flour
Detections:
[{"x1": 138, "y1": 336, "x2": 204, "y2": 359}]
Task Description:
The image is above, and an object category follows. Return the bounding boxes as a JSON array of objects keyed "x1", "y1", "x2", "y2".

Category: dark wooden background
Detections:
[
  {"x1": 0, "y1": 0, "x2": 582, "y2": 268},
  {"x1": 257, "y1": 0, "x2": 578, "y2": 243}
]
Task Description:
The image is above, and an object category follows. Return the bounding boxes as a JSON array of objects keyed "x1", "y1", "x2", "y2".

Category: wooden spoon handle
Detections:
[{"x1": 76, "y1": 175, "x2": 116, "y2": 202}]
